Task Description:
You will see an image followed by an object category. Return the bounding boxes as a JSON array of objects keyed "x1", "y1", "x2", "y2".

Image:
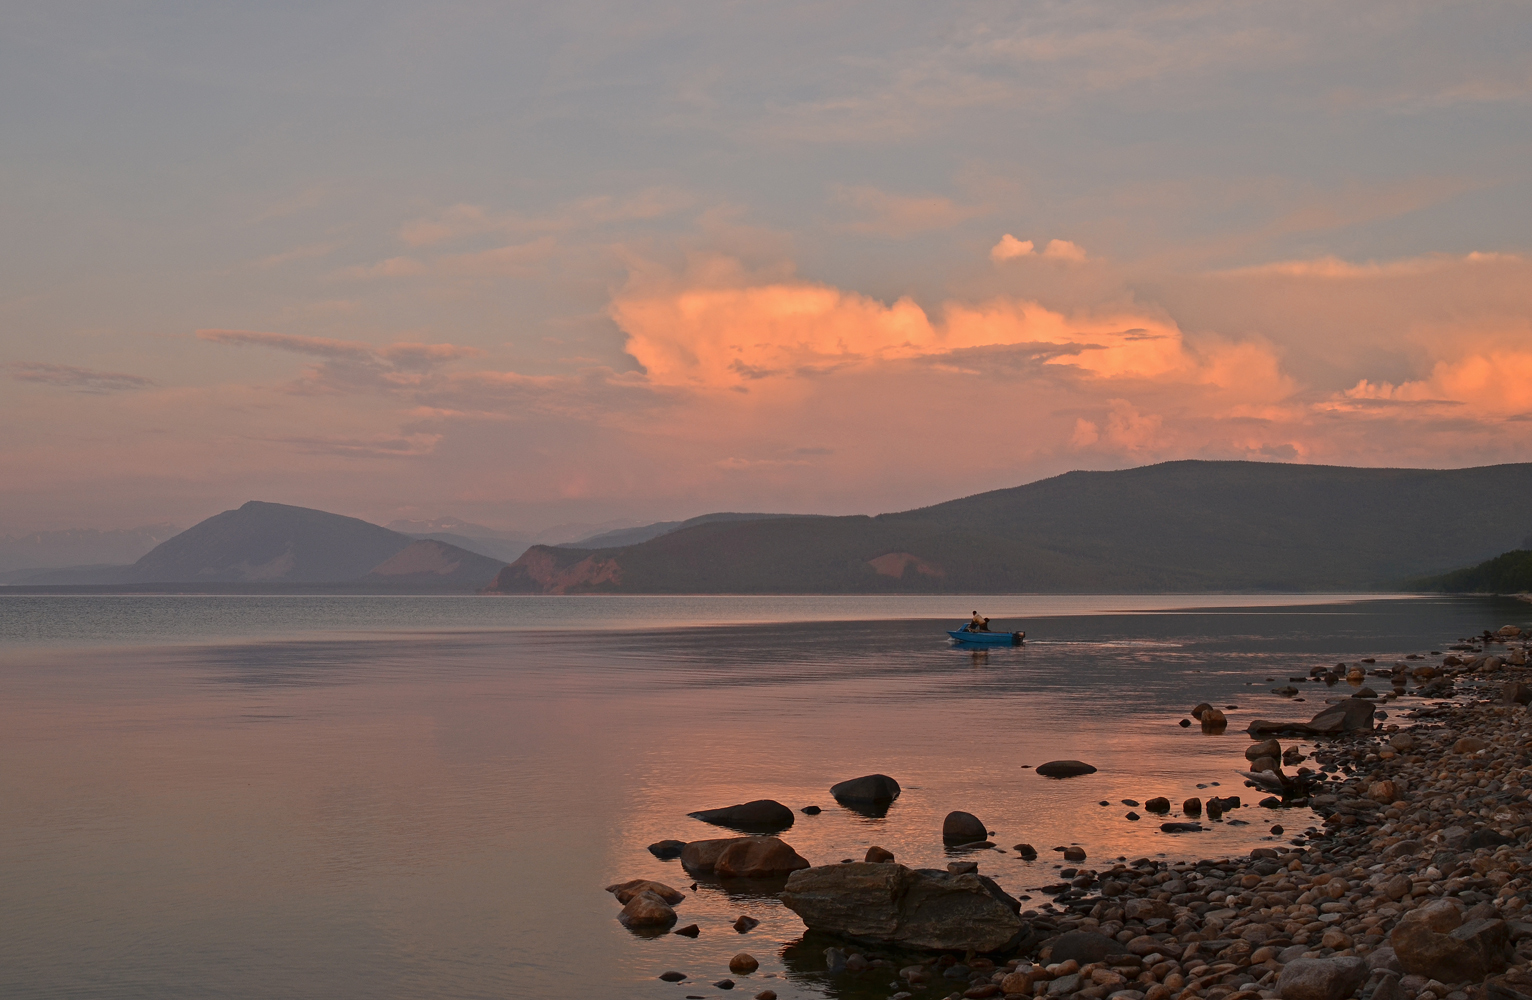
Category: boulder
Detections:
[
  {"x1": 1308, "y1": 699, "x2": 1375, "y2": 734},
  {"x1": 618, "y1": 890, "x2": 678, "y2": 928},
  {"x1": 681, "y1": 837, "x2": 746, "y2": 872},
  {"x1": 1191, "y1": 702, "x2": 1214, "y2": 719},
  {"x1": 943, "y1": 810, "x2": 989, "y2": 844},
  {"x1": 1200, "y1": 709, "x2": 1228, "y2": 729},
  {"x1": 830, "y1": 774, "x2": 902, "y2": 804},
  {"x1": 606, "y1": 879, "x2": 686, "y2": 904},
  {"x1": 779, "y1": 862, "x2": 1025, "y2": 952},
  {"x1": 1277, "y1": 957, "x2": 1367, "y2": 1000},
  {"x1": 1144, "y1": 797, "x2": 1170, "y2": 814},
  {"x1": 689, "y1": 799, "x2": 795, "y2": 832},
  {"x1": 1455, "y1": 737, "x2": 1491, "y2": 754},
  {"x1": 729, "y1": 953, "x2": 759, "y2": 974},
  {"x1": 1062, "y1": 847, "x2": 1086, "y2": 862},
  {"x1": 714, "y1": 837, "x2": 811, "y2": 878},
  {"x1": 1248, "y1": 699, "x2": 1374, "y2": 737},
  {"x1": 866, "y1": 846, "x2": 895, "y2": 863},
  {"x1": 1036, "y1": 760, "x2": 1098, "y2": 778},
  {"x1": 648, "y1": 839, "x2": 687, "y2": 859},
  {"x1": 1183, "y1": 797, "x2": 1202, "y2": 816},
  {"x1": 1246, "y1": 739, "x2": 1282, "y2": 760},
  {"x1": 1389, "y1": 897, "x2": 1512, "y2": 982},
  {"x1": 1503, "y1": 682, "x2": 1532, "y2": 706}
]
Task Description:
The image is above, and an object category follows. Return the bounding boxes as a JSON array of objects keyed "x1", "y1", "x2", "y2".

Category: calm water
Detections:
[{"x1": 0, "y1": 593, "x2": 1524, "y2": 1000}]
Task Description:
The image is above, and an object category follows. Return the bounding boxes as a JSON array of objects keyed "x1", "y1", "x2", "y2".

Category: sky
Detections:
[{"x1": 3, "y1": 1, "x2": 1532, "y2": 534}]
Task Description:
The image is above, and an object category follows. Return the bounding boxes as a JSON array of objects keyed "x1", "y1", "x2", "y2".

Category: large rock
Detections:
[
  {"x1": 1248, "y1": 699, "x2": 1375, "y2": 737},
  {"x1": 618, "y1": 890, "x2": 678, "y2": 928},
  {"x1": 943, "y1": 810, "x2": 988, "y2": 844},
  {"x1": 1390, "y1": 898, "x2": 1512, "y2": 982},
  {"x1": 714, "y1": 836, "x2": 811, "y2": 878},
  {"x1": 779, "y1": 862, "x2": 1025, "y2": 952},
  {"x1": 688, "y1": 799, "x2": 794, "y2": 832},
  {"x1": 1036, "y1": 760, "x2": 1097, "y2": 778},
  {"x1": 1277, "y1": 957, "x2": 1367, "y2": 1000},
  {"x1": 830, "y1": 774, "x2": 901, "y2": 804},
  {"x1": 606, "y1": 878, "x2": 686, "y2": 904},
  {"x1": 681, "y1": 837, "x2": 746, "y2": 871}
]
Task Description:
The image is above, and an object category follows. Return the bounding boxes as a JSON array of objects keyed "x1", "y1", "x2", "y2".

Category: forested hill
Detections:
[{"x1": 484, "y1": 460, "x2": 1532, "y2": 594}]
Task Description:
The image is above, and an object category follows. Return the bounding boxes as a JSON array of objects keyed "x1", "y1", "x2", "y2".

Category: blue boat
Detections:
[{"x1": 947, "y1": 624, "x2": 1026, "y2": 645}]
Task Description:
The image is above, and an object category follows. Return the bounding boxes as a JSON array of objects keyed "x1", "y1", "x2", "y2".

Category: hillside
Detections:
[
  {"x1": 24, "y1": 501, "x2": 509, "y2": 591},
  {"x1": 484, "y1": 460, "x2": 1532, "y2": 594},
  {"x1": 1415, "y1": 550, "x2": 1532, "y2": 594},
  {"x1": 557, "y1": 512, "x2": 803, "y2": 549}
]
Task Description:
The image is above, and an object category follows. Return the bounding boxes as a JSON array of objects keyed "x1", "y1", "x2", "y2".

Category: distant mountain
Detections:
[
  {"x1": 1415, "y1": 550, "x2": 1532, "y2": 594},
  {"x1": 558, "y1": 512, "x2": 802, "y2": 549},
  {"x1": 16, "y1": 501, "x2": 508, "y2": 591},
  {"x1": 0, "y1": 524, "x2": 178, "y2": 573},
  {"x1": 484, "y1": 460, "x2": 1532, "y2": 595}
]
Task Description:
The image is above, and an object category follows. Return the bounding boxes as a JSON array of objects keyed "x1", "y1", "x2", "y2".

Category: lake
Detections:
[{"x1": 0, "y1": 593, "x2": 1522, "y2": 1000}]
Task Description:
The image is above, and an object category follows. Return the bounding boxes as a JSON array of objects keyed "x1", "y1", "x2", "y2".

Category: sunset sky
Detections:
[{"x1": 4, "y1": 2, "x2": 1532, "y2": 533}]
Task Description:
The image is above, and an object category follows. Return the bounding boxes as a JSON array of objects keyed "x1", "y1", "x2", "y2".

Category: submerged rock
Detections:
[
  {"x1": 647, "y1": 839, "x2": 686, "y2": 859},
  {"x1": 1035, "y1": 760, "x2": 1098, "y2": 778},
  {"x1": 779, "y1": 862, "x2": 1024, "y2": 952},
  {"x1": 830, "y1": 773, "x2": 901, "y2": 804},
  {"x1": 688, "y1": 799, "x2": 795, "y2": 832}
]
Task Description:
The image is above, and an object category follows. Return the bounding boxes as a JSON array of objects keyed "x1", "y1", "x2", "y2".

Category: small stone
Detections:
[
  {"x1": 1182, "y1": 797, "x2": 1202, "y2": 816},
  {"x1": 1453, "y1": 736, "x2": 1489, "y2": 753},
  {"x1": 1063, "y1": 846, "x2": 1086, "y2": 862},
  {"x1": 755, "y1": 993, "x2": 777, "y2": 1000},
  {"x1": 659, "y1": 971, "x2": 688, "y2": 981},
  {"x1": 948, "y1": 860, "x2": 979, "y2": 874},
  {"x1": 865, "y1": 845, "x2": 895, "y2": 863},
  {"x1": 1270, "y1": 825, "x2": 1284, "y2": 834},
  {"x1": 733, "y1": 915, "x2": 759, "y2": 933},
  {"x1": 607, "y1": 879, "x2": 686, "y2": 904},
  {"x1": 1126, "y1": 811, "x2": 1140, "y2": 821},
  {"x1": 714, "y1": 979, "x2": 735, "y2": 990},
  {"x1": 800, "y1": 805, "x2": 821, "y2": 814},
  {"x1": 729, "y1": 954, "x2": 759, "y2": 974},
  {"x1": 1014, "y1": 843, "x2": 1038, "y2": 859},
  {"x1": 648, "y1": 840, "x2": 687, "y2": 859},
  {"x1": 674, "y1": 923, "x2": 699, "y2": 937},
  {"x1": 1179, "y1": 719, "x2": 1192, "y2": 727},
  {"x1": 1145, "y1": 797, "x2": 1170, "y2": 813}
]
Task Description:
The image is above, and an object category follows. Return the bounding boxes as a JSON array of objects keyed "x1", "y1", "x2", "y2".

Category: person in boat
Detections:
[{"x1": 969, "y1": 611, "x2": 991, "y2": 632}]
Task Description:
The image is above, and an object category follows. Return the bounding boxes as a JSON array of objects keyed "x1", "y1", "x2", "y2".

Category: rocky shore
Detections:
[{"x1": 622, "y1": 623, "x2": 1532, "y2": 1000}]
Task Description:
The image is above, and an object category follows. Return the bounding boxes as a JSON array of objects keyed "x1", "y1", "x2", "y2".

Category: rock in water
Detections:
[
  {"x1": 1245, "y1": 738, "x2": 1282, "y2": 760},
  {"x1": 1035, "y1": 760, "x2": 1098, "y2": 778},
  {"x1": 1389, "y1": 898, "x2": 1512, "y2": 982},
  {"x1": 648, "y1": 839, "x2": 686, "y2": 859},
  {"x1": 729, "y1": 953, "x2": 759, "y2": 974},
  {"x1": 1248, "y1": 698, "x2": 1375, "y2": 737},
  {"x1": 688, "y1": 800, "x2": 795, "y2": 832},
  {"x1": 779, "y1": 862, "x2": 1025, "y2": 952},
  {"x1": 1276, "y1": 957, "x2": 1367, "y2": 1000},
  {"x1": 713, "y1": 836, "x2": 811, "y2": 878},
  {"x1": 606, "y1": 879, "x2": 686, "y2": 904},
  {"x1": 733, "y1": 915, "x2": 759, "y2": 933},
  {"x1": 865, "y1": 846, "x2": 895, "y2": 863},
  {"x1": 830, "y1": 773, "x2": 901, "y2": 804},
  {"x1": 619, "y1": 890, "x2": 678, "y2": 928},
  {"x1": 942, "y1": 810, "x2": 988, "y2": 844},
  {"x1": 681, "y1": 837, "x2": 748, "y2": 872}
]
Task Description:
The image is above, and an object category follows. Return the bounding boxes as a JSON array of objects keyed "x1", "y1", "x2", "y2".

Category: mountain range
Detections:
[{"x1": 484, "y1": 460, "x2": 1532, "y2": 594}]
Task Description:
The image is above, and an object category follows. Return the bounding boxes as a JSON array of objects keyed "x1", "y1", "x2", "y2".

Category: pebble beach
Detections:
[{"x1": 630, "y1": 622, "x2": 1532, "y2": 1000}]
